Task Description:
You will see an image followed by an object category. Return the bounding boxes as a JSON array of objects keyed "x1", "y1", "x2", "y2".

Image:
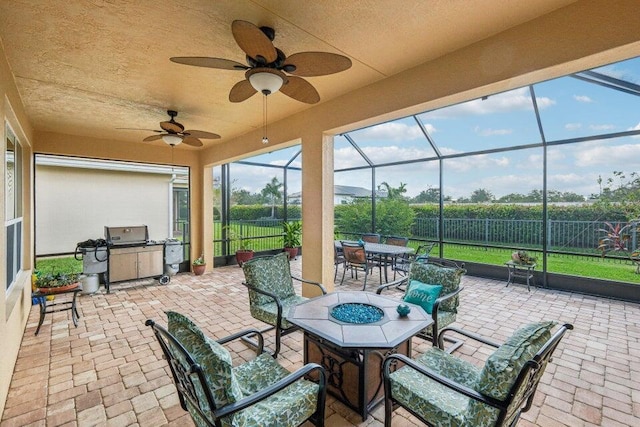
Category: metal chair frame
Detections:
[
  {"x1": 383, "y1": 324, "x2": 573, "y2": 427},
  {"x1": 146, "y1": 319, "x2": 328, "y2": 427}
]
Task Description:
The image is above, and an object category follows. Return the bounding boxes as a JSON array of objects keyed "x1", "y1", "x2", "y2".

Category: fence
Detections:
[
  {"x1": 410, "y1": 218, "x2": 638, "y2": 254},
  {"x1": 214, "y1": 219, "x2": 285, "y2": 255}
]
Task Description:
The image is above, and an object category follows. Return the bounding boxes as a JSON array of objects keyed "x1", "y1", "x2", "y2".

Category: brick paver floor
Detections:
[{"x1": 2, "y1": 258, "x2": 639, "y2": 426}]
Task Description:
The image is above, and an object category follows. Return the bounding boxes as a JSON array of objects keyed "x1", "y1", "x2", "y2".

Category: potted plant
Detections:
[
  {"x1": 282, "y1": 221, "x2": 302, "y2": 260},
  {"x1": 223, "y1": 226, "x2": 255, "y2": 266},
  {"x1": 192, "y1": 254, "x2": 207, "y2": 275},
  {"x1": 35, "y1": 271, "x2": 81, "y2": 294}
]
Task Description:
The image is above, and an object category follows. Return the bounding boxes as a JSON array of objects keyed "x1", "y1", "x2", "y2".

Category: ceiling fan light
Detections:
[
  {"x1": 249, "y1": 71, "x2": 284, "y2": 95},
  {"x1": 162, "y1": 134, "x2": 183, "y2": 146}
]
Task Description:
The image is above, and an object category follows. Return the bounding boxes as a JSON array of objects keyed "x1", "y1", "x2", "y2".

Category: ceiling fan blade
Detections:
[
  {"x1": 229, "y1": 79, "x2": 257, "y2": 102},
  {"x1": 184, "y1": 130, "x2": 221, "y2": 139},
  {"x1": 182, "y1": 136, "x2": 204, "y2": 147},
  {"x1": 160, "y1": 121, "x2": 184, "y2": 133},
  {"x1": 143, "y1": 134, "x2": 164, "y2": 142},
  {"x1": 170, "y1": 56, "x2": 248, "y2": 70},
  {"x1": 280, "y1": 76, "x2": 320, "y2": 104},
  {"x1": 283, "y1": 52, "x2": 352, "y2": 77},
  {"x1": 231, "y1": 20, "x2": 277, "y2": 64}
]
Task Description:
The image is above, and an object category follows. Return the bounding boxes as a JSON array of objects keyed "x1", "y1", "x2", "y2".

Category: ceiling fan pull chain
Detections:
[{"x1": 262, "y1": 94, "x2": 269, "y2": 144}]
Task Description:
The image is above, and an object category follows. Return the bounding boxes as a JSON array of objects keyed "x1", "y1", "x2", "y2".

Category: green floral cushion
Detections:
[
  {"x1": 417, "y1": 310, "x2": 457, "y2": 340},
  {"x1": 249, "y1": 295, "x2": 307, "y2": 329},
  {"x1": 166, "y1": 312, "x2": 243, "y2": 415},
  {"x1": 233, "y1": 353, "x2": 319, "y2": 426},
  {"x1": 407, "y1": 262, "x2": 462, "y2": 312},
  {"x1": 404, "y1": 280, "x2": 442, "y2": 314},
  {"x1": 476, "y1": 321, "x2": 556, "y2": 400},
  {"x1": 389, "y1": 347, "x2": 481, "y2": 426},
  {"x1": 243, "y1": 253, "x2": 296, "y2": 306}
]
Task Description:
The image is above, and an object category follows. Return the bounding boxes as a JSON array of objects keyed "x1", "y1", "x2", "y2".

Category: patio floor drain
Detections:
[{"x1": 330, "y1": 303, "x2": 384, "y2": 324}]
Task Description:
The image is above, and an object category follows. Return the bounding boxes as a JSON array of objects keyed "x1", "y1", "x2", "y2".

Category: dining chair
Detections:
[
  {"x1": 340, "y1": 241, "x2": 381, "y2": 290},
  {"x1": 334, "y1": 245, "x2": 346, "y2": 280},
  {"x1": 393, "y1": 242, "x2": 436, "y2": 279},
  {"x1": 383, "y1": 236, "x2": 409, "y2": 278},
  {"x1": 361, "y1": 233, "x2": 381, "y2": 243}
]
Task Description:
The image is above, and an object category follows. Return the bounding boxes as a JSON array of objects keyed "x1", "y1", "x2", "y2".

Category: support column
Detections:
[
  {"x1": 203, "y1": 165, "x2": 214, "y2": 271},
  {"x1": 301, "y1": 133, "x2": 335, "y2": 295}
]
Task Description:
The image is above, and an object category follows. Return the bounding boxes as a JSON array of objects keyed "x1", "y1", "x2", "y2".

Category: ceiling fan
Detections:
[
  {"x1": 170, "y1": 20, "x2": 352, "y2": 104},
  {"x1": 121, "y1": 110, "x2": 221, "y2": 147}
]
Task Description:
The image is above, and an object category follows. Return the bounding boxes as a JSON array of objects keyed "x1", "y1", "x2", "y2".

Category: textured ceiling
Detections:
[{"x1": 0, "y1": 0, "x2": 578, "y2": 149}]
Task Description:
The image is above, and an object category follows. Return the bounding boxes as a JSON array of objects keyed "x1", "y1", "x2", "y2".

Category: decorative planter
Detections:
[
  {"x1": 284, "y1": 247, "x2": 299, "y2": 260},
  {"x1": 192, "y1": 264, "x2": 206, "y2": 276},
  {"x1": 37, "y1": 282, "x2": 80, "y2": 294},
  {"x1": 235, "y1": 250, "x2": 254, "y2": 266}
]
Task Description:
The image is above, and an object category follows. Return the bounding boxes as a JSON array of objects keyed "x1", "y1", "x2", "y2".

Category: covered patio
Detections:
[{"x1": 2, "y1": 260, "x2": 638, "y2": 426}]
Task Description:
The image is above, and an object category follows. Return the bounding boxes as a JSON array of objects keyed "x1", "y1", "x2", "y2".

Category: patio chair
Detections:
[
  {"x1": 377, "y1": 259, "x2": 465, "y2": 352},
  {"x1": 334, "y1": 245, "x2": 346, "y2": 280},
  {"x1": 392, "y1": 242, "x2": 435, "y2": 279},
  {"x1": 383, "y1": 322, "x2": 573, "y2": 427},
  {"x1": 146, "y1": 312, "x2": 327, "y2": 427},
  {"x1": 242, "y1": 252, "x2": 327, "y2": 357},
  {"x1": 361, "y1": 233, "x2": 381, "y2": 243},
  {"x1": 340, "y1": 241, "x2": 382, "y2": 290}
]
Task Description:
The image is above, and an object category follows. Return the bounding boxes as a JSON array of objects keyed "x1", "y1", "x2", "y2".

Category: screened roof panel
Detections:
[
  {"x1": 239, "y1": 145, "x2": 301, "y2": 167},
  {"x1": 334, "y1": 134, "x2": 369, "y2": 169},
  {"x1": 535, "y1": 58, "x2": 640, "y2": 142},
  {"x1": 417, "y1": 87, "x2": 543, "y2": 154},
  {"x1": 344, "y1": 117, "x2": 436, "y2": 165}
]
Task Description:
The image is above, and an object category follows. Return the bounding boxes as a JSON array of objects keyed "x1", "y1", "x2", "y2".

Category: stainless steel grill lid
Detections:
[{"x1": 104, "y1": 225, "x2": 149, "y2": 246}]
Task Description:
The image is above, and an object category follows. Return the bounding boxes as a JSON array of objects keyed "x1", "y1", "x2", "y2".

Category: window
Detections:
[{"x1": 5, "y1": 125, "x2": 23, "y2": 290}]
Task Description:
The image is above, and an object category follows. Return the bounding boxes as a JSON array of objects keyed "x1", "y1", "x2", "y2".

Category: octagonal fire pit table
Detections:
[{"x1": 288, "y1": 291, "x2": 433, "y2": 421}]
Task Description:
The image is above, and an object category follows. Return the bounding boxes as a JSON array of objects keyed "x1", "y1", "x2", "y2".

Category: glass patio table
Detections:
[{"x1": 288, "y1": 291, "x2": 432, "y2": 421}]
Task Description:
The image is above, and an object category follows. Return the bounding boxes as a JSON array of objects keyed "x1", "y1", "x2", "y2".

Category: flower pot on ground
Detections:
[
  {"x1": 222, "y1": 226, "x2": 255, "y2": 266},
  {"x1": 192, "y1": 255, "x2": 207, "y2": 276},
  {"x1": 35, "y1": 272, "x2": 81, "y2": 294},
  {"x1": 282, "y1": 221, "x2": 302, "y2": 260}
]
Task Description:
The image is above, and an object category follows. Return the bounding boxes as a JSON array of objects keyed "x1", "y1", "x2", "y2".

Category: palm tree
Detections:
[{"x1": 261, "y1": 177, "x2": 283, "y2": 218}]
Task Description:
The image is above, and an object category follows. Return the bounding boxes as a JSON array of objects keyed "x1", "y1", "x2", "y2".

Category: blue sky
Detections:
[{"x1": 230, "y1": 56, "x2": 640, "y2": 200}]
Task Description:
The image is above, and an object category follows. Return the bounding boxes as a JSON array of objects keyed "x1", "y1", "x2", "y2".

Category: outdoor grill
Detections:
[{"x1": 103, "y1": 225, "x2": 168, "y2": 292}]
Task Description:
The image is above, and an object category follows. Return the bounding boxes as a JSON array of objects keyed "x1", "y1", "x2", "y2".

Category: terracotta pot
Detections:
[
  {"x1": 37, "y1": 282, "x2": 80, "y2": 294},
  {"x1": 284, "y1": 247, "x2": 299, "y2": 260},
  {"x1": 192, "y1": 264, "x2": 206, "y2": 276},
  {"x1": 235, "y1": 250, "x2": 254, "y2": 266}
]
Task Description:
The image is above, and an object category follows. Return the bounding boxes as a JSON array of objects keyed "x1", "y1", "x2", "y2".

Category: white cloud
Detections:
[
  {"x1": 356, "y1": 121, "x2": 429, "y2": 141},
  {"x1": 573, "y1": 95, "x2": 593, "y2": 103},
  {"x1": 589, "y1": 124, "x2": 615, "y2": 131},
  {"x1": 424, "y1": 87, "x2": 555, "y2": 119},
  {"x1": 445, "y1": 154, "x2": 510, "y2": 173},
  {"x1": 361, "y1": 145, "x2": 435, "y2": 163},
  {"x1": 473, "y1": 126, "x2": 513, "y2": 136},
  {"x1": 574, "y1": 141, "x2": 640, "y2": 168},
  {"x1": 565, "y1": 123, "x2": 582, "y2": 131}
]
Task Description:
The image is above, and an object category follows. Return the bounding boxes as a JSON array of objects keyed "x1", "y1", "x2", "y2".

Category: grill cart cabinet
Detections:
[{"x1": 108, "y1": 245, "x2": 164, "y2": 282}]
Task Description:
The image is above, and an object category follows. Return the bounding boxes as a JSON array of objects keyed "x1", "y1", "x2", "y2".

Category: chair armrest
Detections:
[
  {"x1": 292, "y1": 276, "x2": 327, "y2": 295},
  {"x1": 242, "y1": 281, "x2": 285, "y2": 323},
  {"x1": 214, "y1": 363, "x2": 326, "y2": 419},
  {"x1": 383, "y1": 353, "x2": 505, "y2": 411},
  {"x1": 437, "y1": 326, "x2": 502, "y2": 349},
  {"x1": 376, "y1": 277, "x2": 408, "y2": 294},
  {"x1": 432, "y1": 285, "x2": 464, "y2": 314},
  {"x1": 216, "y1": 328, "x2": 264, "y2": 355}
]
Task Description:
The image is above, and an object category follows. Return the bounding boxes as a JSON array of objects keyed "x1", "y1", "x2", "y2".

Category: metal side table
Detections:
[
  {"x1": 33, "y1": 288, "x2": 81, "y2": 335},
  {"x1": 505, "y1": 261, "x2": 536, "y2": 291}
]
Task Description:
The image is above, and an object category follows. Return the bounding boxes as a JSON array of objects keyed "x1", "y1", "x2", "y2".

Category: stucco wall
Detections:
[
  {"x1": 1, "y1": 38, "x2": 34, "y2": 418},
  {"x1": 36, "y1": 165, "x2": 172, "y2": 255}
]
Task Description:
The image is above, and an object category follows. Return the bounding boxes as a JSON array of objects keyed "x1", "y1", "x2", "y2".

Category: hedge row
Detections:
[{"x1": 227, "y1": 205, "x2": 302, "y2": 220}]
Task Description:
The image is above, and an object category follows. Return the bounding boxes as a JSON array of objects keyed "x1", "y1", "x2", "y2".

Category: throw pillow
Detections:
[{"x1": 403, "y1": 280, "x2": 442, "y2": 314}]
